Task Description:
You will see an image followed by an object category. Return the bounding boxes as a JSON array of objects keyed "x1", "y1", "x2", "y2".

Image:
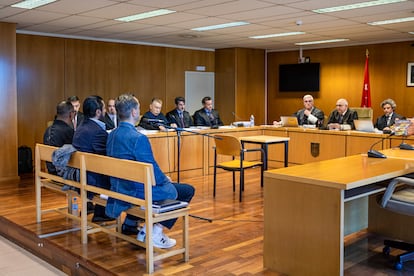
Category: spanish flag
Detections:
[{"x1": 360, "y1": 49, "x2": 371, "y2": 107}]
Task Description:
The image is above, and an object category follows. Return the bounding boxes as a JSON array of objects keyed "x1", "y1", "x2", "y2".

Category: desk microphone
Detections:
[
  {"x1": 232, "y1": 111, "x2": 244, "y2": 127},
  {"x1": 398, "y1": 136, "x2": 414, "y2": 150},
  {"x1": 232, "y1": 111, "x2": 244, "y2": 121},
  {"x1": 142, "y1": 118, "x2": 164, "y2": 123},
  {"x1": 367, "y1": 132, "x2": 394, "y2": 158}
]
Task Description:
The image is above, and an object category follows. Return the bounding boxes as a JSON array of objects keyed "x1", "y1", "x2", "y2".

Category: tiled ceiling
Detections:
[{"x1": 0, "y1": 0, "x2": 414, "y2": 51}]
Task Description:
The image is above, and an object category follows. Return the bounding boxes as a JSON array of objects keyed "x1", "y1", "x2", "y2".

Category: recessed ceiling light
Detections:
[
  {"x1": 313, "y1": 0, "x2": 406, "y2": 13},
  {"x1": 11, "y1": 0, "x2": 56, "y2": 9},
  {"x1": 295, "y1": 39, "x2": 349, "y2": 45},
  {"x1": 115, "y1": 9, "x2": 175, "y2": 22},
  {"x1": 191, "y1": 22, "x2": 249, "y2": 32},
  {"x1": 368, "y1": 16, "x2": 414, "y2": 25},
  {"x1": 250, "y1": 32, "x2": 305, "y2": 39}
]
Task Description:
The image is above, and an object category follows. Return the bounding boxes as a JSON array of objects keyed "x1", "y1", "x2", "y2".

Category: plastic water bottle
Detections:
[
  {"x1": 71, "y1": 197, "x2": 79, "y2": 216},
  {"x1": 250, "y1": 115, "x2": 255, "y2": 127}
]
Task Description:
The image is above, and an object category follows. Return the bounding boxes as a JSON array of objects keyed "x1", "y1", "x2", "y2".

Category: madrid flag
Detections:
[{"x1": 360, "y1": 49, "x2": 371, "y2": 107}]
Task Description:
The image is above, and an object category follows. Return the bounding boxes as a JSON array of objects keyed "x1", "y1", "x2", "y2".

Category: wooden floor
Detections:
[{"x1": 0, "y1": 171, "x2": 413, "y2": 275}]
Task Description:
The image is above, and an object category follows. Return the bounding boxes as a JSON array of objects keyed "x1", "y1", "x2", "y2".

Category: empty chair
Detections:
[
  {"x1": 213, "y1": 134, "x2": 264, "y2": 202},
  {"x1": 380, "y1": 176, "x2": 414, "y2": 270}
]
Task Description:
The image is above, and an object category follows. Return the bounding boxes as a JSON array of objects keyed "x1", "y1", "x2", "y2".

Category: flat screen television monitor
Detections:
[{"x1": 279, "y1": 63, "x2": 320, "y2": 92}]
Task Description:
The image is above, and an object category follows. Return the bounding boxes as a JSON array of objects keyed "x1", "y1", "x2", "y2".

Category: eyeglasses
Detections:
[
  {"x1": 304, "y1": 100, "x2": 313, "y2": 103},
  {"x1": 336, "y1": 104, "x2": 344, "y2": 107}
]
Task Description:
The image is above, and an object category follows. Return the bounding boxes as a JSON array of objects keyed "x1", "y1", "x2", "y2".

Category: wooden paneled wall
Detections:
[
  {"x1": 267, "y1": 41, "x2": 414, "y2": 124},
  {"x1": 16, "y1": 34, "x2": 214, "y2": 150},
  {"x1": 10, "y1": 33, "x2": 414, "y2": 173},
  {"x1": 215, "y1": 48, "x2": 265, "y2": 124},
  {"x1": 0, "y1": 22, "x2": 18, "y2": 182}
]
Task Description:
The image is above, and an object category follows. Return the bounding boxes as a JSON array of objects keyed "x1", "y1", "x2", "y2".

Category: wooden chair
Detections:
[
  {"x1": 351, "y1": 107, "x2": 373, "y2": 121},
  {"x1": 213, "y1": 134, "x2": 264, "y2": 202},
  {"x1": 380, "y1": 176, "x2": 414, "y2": 270}
]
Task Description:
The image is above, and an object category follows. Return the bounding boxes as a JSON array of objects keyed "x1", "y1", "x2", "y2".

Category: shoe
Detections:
[
  {"x1": 91, "y1": 215, "x2": 115, "y2": 222},
  {"x1": 153, "y1": 232, "x2": 176, "y2": 249},
  {"x1": 122, "y1": 224, "x2": 139, "y2": 235},
  {"x1": 137, "y1": 229, "x2": 146, "y2": 242}
]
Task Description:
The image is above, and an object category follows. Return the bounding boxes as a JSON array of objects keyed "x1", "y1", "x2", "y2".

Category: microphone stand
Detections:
[
  {"x1": 367, "y1": 132, "x2": 394, "y2": 158},
  {"x1": 160, "y1": 123, "x2": 220, "y2": 223},
  {"x1": 162, "y1": 124, "x2": 220, "y2": 183}
]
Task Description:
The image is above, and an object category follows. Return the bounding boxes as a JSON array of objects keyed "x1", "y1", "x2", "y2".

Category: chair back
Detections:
[
  {"x1": 351, "y1": 107, "x2": 373, "y2": 121},
  {"x1": 214, "y1": 134, "x2": 241, "y2": 156}
]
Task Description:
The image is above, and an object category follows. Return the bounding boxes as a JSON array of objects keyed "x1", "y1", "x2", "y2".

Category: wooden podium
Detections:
[{"x1": 263, "y1": 153, "x2": 414, "y2": 276}]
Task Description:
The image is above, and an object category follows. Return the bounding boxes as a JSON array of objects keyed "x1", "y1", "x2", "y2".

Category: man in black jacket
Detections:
[
  {"x1": 193, "y1": 96, "x2": 223, "y2": 127},
  {"x1": 166, "y1": 96, "x2": 193, "y2": 128},
  {"x1": 43, "y1": 100, "x2": 74, "y2": 174}
]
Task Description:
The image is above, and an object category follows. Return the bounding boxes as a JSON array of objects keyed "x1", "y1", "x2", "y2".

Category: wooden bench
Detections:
[{"x1": 35, "y1": 143, "x2": 190, "y2": 274}]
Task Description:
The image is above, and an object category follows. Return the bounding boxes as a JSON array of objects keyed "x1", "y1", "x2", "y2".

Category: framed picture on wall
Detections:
[{"x1": 408, "y1": 62, "x2": 414, "y2": 87}]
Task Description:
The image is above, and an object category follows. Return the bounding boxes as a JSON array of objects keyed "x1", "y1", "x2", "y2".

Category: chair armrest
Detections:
[{"x1": 381, "y1": 177, "x2": 414, "y2": 208}]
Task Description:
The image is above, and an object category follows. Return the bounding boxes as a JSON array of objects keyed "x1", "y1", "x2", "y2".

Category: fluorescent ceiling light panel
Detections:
[
  {"x1": 295, "y1": 39, "x2": 349, "y2": 45},
  {"x1": 115, "y1": 9, "x2": 176, "y2": 22},
  {"x1": 11, "y1": 0, "x2": 56, "y2": 9},
  {"x1": 367, "y1": 16, "x2": 414, "y2": 25},
  {"x1": 192, "y1": 22, "x2": 249, "y2": 31},
  {"x1": 313, "y1": 0, "x2": 406, "y2": 13},
  {"x1": 250, "y1": 32, "x2": 305, "y2": 39}
]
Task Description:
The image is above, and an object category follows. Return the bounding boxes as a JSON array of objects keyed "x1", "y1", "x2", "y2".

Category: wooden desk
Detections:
[
  {"x1": 263, "y1": 154, "x2": 414, "y2": 276},
  {"x1": 240, "y1": 135, "x2": 289, "y2": 169}
]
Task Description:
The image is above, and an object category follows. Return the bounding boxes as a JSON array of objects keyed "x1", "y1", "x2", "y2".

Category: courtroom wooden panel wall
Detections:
[
  {"x1": 235, "y1": 48, "x2": 265, "y2": 125},
  {"x1": 215, "y1": 48, "x2": 236, "y2": 124},
  {"x1": 119, "y1": 43, "x2": 166, "y2": 108},
  {"x1": 267, "y1": 41, "x2": 414, "y2": 124},
  {"x1": 16, "y1": 34, "x2": 65, "y2": 155},
  {"x1": 0, "y1": 22, "x2": 18, "y2": 182},
  {"x1": 215, "y1": 48, "x2": 265, "y2": 125},
  {"x1": 65, "y1": 39, "x2": 120, "y2": 101},
  {"x1": 15, "y1": 34, "x2": 214, "y2": 151},
  {"x1": 165, "y1": 48, "x2": 214, "y2": 112}
]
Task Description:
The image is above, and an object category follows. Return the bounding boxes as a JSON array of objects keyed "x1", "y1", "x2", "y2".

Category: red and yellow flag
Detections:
[{"x1": 360, "y1": 49, "x2": 371, "y2": 107}]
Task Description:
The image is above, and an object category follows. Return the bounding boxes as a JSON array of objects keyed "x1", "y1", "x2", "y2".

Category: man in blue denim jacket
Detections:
[{"x1": 105, "y1": 94, "x2": 195, "y2": 249}]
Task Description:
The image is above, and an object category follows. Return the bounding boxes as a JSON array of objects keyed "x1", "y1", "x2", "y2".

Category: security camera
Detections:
[{"x1": 296, "y1": 20, "x2": 303, "y2": 26}]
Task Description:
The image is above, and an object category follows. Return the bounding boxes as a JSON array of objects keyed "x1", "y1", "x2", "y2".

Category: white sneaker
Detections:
[
  {"x1": 153, "y1": 232, "x2": 176, "y2": 249},
  {"x1": 137, "y1": 229, "x2": 146, "y2": 242}
]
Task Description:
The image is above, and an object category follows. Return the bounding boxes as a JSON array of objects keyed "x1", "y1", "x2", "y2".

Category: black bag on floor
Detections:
[{"x1": 18, "y1": 146, "x2": 33, "y2": 174}]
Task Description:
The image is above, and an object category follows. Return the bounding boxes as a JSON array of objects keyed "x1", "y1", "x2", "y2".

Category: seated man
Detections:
[
  {"x1": 295, "y1": 94, "x2": 324, "y2": 127},
  {"x1": 67, "y1": 95, "x2": 84, "y2": 130},
  {"x1": 73, "y1": 95, "x2": 113, "y2": 222},
  {"x1": 193, "y1": 96, "x2": 224, "y2": 127},
  {"x1": 105, "y1": 94, "x2": 195, "y2": 249},
  {"x1": 166, "y1": 96, "x2": 193, "y2": 128},
  {"x1": 43, "y1": 100, "x2": 75, "y2": 174},
  {"x1": 327, "y1": 98, "x2": 358, "y2": 130},
  {"x1": 374, "y1": 98, "x2": 404, "y2": 131},
  {"x1": 103, "y1": 98, "x2": 119, "y2": 130},
  {"x1": 138, "y1": 98, "x2": 169, "y2": 130}
]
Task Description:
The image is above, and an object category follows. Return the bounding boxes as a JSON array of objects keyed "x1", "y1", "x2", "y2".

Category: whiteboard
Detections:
[{"x1": 185, "y1": 71, "x2": 215, "y2": 115}]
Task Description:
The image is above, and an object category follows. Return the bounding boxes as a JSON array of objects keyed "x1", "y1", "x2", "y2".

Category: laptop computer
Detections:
[
  {"x1": 354, "y1": 119, "x2": 375, "y2": 132},
  {"x1": 280, "y1": 116, "x2": 299, "y2": 127}
]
